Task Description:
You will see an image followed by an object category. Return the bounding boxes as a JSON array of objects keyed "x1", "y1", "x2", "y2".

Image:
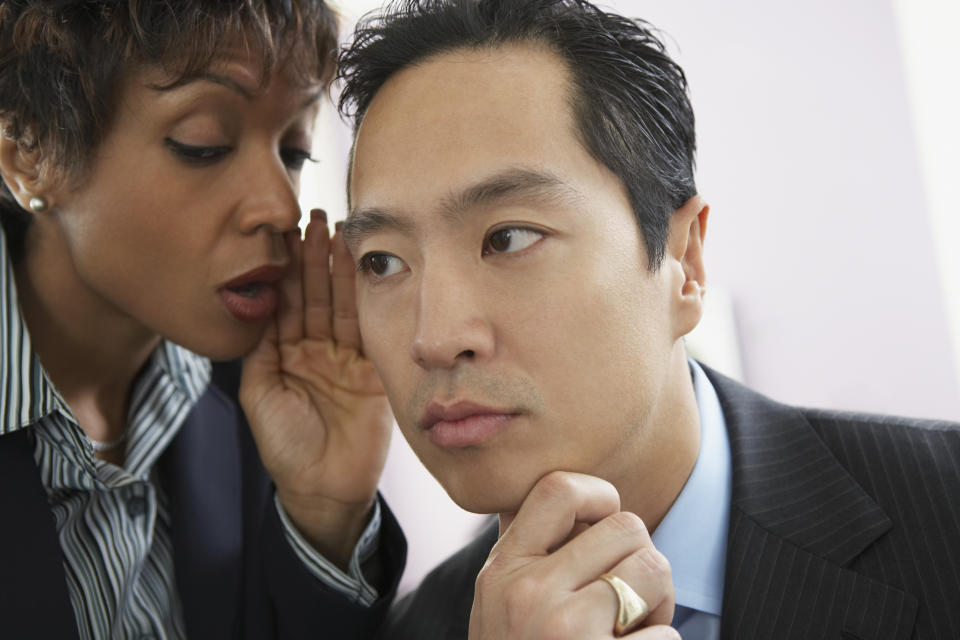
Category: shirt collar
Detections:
[
  {"x1": 0, "y1": 223, "x2": 73, "y2": 433},
  {"x1": 650, "y1": 359, "x2": 732, "y2": 616}
]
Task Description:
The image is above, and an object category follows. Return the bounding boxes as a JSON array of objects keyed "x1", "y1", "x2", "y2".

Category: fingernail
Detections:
[
  {"x1": 335, "y1": 220, "x2": 343, "y2": 232},
  {"x1": 311, "y1": 208, "x2": 327, "y2": 223}
]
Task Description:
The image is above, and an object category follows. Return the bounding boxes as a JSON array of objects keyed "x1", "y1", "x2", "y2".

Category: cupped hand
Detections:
[
  {"x1": 469, "y1": 471, "x2": 679, "y2": 640},
  {"x1": 240, "y1": 209, "x2": 394, "y2": 568}
]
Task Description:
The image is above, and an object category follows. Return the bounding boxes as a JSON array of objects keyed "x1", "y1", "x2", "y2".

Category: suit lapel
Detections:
[
  {"x1": 705, "y1": 367, "x2": 917, "y2": 639},
  {"x1": 0, "y1": 429, "x2": 79, "y2": 639},
  {"x1": 157, "y1": 384, "x2": 244, "y2": 639}
]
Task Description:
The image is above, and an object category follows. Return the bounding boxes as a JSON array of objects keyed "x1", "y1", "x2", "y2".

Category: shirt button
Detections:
[{"x1": 126, "y1": 496, "x2": 148, "y2": 517}]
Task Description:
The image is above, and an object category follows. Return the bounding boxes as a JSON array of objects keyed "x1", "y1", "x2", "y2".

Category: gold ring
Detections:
[{"x1": 599, "y1": 572, "x2": 650, "y2": 636}]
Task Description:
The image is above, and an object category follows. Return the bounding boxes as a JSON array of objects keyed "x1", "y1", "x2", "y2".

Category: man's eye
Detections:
[
  {"x1": 482, "y1": 227, "x2": 544, "y2": 255},
  {"x1": 358, "y1": 252, "x2": 406, "y2": 278}
]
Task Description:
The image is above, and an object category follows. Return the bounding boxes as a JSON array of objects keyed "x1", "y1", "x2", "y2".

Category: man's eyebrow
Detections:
[
  {"x1": 342, "y1": 209, "x2": 416, "y2": 254},
  {"x1": 442, "y1": 167, "x2": 584, "y2": 218},
  {"x1": 344, "y1": 168, "x2": 583, "y2": 251}
]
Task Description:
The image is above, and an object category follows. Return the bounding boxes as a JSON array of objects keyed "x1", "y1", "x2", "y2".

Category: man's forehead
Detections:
[
  {"x1": 351, "y1": 43, "x2": 575, "y2": 161},
  {"x1": 371, "y1": 42, "x2": 571, "y2": 110},
  {"x1": 348, "y1": 43, "x2": 582, "y2": 211}
]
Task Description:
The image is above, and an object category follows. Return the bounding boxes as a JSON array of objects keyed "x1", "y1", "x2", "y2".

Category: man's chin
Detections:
[{"x1": 438, "y1": 475, "x2": 529, "y2": 516}]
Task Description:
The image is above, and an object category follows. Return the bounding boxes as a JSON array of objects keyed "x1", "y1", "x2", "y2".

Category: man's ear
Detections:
[
  {"x1": 666, "y1": 194, "x2": 709, "y2": 339},
  {"x1": 0, "y1": 132, "x2": 58, "y2": 213}
]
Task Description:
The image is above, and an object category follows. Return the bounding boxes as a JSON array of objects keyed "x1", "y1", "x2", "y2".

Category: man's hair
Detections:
[
  {"x1": 338, "y1": 0, "x2": 696, "y2": 270},
  {"x1": 0, "y1": 0, "x2": 338, "y2": 250}
]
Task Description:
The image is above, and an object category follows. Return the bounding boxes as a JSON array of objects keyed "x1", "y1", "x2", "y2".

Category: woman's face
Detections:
[{"x1": 43, "y1": 50, "x2": 321, "y2": 359}]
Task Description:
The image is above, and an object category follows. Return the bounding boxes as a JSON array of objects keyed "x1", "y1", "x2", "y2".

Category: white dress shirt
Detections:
[{"x1": 650, "y1": 359, "x2": 732, "y2": 639}]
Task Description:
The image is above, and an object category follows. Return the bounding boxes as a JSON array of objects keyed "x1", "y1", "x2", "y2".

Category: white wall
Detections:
[
  {"x1": 632, "y1": 0, "x2": 959, "y2": 421},
  {"x1": 309, "y1": 0, "x2": 960, "y2": 594}
]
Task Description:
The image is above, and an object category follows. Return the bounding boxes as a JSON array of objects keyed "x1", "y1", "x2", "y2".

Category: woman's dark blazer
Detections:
[{"x1": 0, "y1": 360, "x2": 406, "y2": 640}]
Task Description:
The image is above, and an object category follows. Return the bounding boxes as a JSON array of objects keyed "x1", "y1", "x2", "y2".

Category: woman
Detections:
[{"x1": 0, "y1": 2, "x2": 401, "y2": 638}]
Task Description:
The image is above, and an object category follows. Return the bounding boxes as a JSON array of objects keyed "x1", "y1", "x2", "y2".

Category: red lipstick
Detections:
[{"x1": 218, "y1": 265, "x2": 286, "y2": 323}]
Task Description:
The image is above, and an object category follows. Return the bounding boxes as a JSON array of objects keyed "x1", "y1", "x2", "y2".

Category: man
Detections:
[{"x1": 337, "y1": 0, "x2": 960, "y2": 638}]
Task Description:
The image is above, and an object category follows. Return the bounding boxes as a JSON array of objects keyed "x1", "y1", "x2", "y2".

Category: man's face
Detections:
[{"x1": 348, "y1": 44, "x2": 691, "y2": 514}]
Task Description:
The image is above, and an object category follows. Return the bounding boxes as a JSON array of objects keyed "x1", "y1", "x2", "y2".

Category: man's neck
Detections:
[{"x1": 609, "y1": 347, "x2": 701, "y2": 533}]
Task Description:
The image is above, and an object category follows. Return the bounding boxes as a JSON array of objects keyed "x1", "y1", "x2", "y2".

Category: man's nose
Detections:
[
  {"x1": 410, "y1": 266, "x2": 495, "y2": 370},
  {"x1": 233, "y1": 154, "x2": 302, "y2": 235}
]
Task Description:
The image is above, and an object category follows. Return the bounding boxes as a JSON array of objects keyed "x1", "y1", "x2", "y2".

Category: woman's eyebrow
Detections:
[
  {"x1": 150, "y1": 73, "x2": 322, "y2": 108},
  {"x1": 149, "y1": 72, "x2": 257, "y2": 99}
]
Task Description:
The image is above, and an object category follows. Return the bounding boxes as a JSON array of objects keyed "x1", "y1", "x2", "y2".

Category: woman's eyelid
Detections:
[
  {"x1": 280, "y1": 147, "x2": 316, "y2": 171},
  {"x1": 165, "y1": 138, "x2": 232, "y2": 164}
]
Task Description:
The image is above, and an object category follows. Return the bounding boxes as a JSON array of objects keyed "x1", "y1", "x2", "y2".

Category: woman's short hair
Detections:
[{"x1": 0, "y1": 0, "x2": 337, "y2": 223}]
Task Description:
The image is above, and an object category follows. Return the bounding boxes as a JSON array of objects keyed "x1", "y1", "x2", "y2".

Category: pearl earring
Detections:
[{"x1": 28, "y1": 196, "x2": 49, "y2": 213}]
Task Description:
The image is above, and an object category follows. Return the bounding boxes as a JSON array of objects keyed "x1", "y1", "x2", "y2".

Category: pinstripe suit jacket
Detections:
[
  {"x1": 0, "y1": 362, "x2": 407, "y2": 640},
  {"x1": 383, "y1": 365, "x2": 960, "y2": 639}
]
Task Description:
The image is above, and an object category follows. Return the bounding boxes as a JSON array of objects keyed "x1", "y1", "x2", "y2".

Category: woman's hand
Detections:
[{"x1": 240, "y1": 209, "x2": 394, "y2": 569}]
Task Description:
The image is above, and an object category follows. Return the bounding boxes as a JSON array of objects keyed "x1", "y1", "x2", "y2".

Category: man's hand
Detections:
[
  {"x1": 469, "y1": 471, "x2": 680, "y2": 639},
  {"x1": 240, "y1": 210, "x2": 393, "y2": 569}
]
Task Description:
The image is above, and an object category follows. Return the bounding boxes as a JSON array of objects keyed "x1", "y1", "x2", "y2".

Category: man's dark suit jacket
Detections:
[
  {"x1": 0, "y1": 361, "x2": 406, "y2": 640},
  {"x1": 384, "y1": 366, "x2": 960, "y2": 639}
]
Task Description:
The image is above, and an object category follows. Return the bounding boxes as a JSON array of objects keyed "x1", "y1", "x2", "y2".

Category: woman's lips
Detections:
[
  {"x1": 219, "y1": 265, "x2": 285, "y2": 323},
  {"x1": 218, "y1": 285, "x2": 279, "y2": 323}
]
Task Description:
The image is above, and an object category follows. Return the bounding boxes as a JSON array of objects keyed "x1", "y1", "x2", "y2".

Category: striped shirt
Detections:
[{"x1": 0, "y1": 224, "x2": 380, "y2": 639}]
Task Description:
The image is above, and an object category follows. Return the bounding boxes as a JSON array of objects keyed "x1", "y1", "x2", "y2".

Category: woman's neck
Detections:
[{"x1": 13, "y1": 224, "x2": 160, "y2": 446}]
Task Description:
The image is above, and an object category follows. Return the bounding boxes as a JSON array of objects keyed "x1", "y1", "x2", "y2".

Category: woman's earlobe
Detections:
[
  {"x1": 28, "y1": 195, "x2": 50, "y2": 213},
  {"x1": 0, "y1": 133, "x2": 57, "y2": 213}
]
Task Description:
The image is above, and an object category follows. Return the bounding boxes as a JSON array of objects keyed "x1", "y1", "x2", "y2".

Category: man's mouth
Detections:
[{"x1": 420, "y1": 400, "x2": 520, "y2": 448}]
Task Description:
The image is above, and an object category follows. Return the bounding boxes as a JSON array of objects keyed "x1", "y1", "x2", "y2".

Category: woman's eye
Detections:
[
  {"x1": 483, "y1": 227, "x2": 545, "y2": 255},
  {"x1": 281, "y1": 147, "x2": 315, "y2": 172},
  {"x1": 358, "y1": 252, "x2": 406, "y2": 279},
  {"x1": 165, "y1": 138, "x2": 231, "y2": 165}
]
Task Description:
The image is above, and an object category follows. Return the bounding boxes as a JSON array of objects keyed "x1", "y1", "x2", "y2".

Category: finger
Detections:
[
  {"x1": 278, "y1": 230, "x2": 304, "y2": 346},
  {"x1": 495, "y1": 471, "x2": 620, "y2": 559},
  {"x1": 303, "y1": 209, "x2": 333, "y2": 339},
  {"x1": 239, "y1": 317, "x2": 281, "y2": 409},
  {"x1": 577, "y1": 545, "x2": 676, "y2": 630},
  {"x1": 331, "y1": 221, "x2": 362, "y2": 351},
  {"x1": 540, "y1": 510, "x2": 654, "y2": 591}
]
